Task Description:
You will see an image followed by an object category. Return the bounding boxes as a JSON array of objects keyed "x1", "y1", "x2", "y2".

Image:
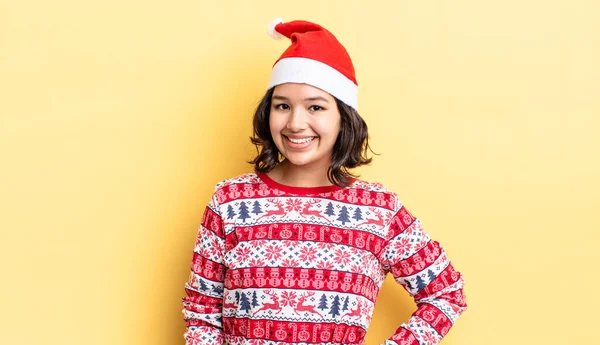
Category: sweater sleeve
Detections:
[
  {"x1": 182, "y1": 191, "x2": 226, "y2": 345},
  {"x1": 379, "y1": 200, "x2": 467, "y2": 345}
]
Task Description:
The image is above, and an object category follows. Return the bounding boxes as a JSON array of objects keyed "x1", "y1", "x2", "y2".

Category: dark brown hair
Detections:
[{"x1": 249, "y1": 87, "x2": 377, "y2": 188}]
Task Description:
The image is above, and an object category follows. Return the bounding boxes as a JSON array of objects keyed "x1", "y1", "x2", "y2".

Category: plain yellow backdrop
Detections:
[{"x1": 1, "y1": 1, "x2": 599, "y2": 344}]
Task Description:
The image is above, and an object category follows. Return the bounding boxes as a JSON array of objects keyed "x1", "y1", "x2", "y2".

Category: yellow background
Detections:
[{"x1": 2, "y1": 1, "x2": 599, "y2": 344}]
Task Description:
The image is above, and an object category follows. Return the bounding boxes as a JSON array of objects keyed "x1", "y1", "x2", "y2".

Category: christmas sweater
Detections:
[{"x1": 182, "y1": 172, "x2": 467, "y2": 345}]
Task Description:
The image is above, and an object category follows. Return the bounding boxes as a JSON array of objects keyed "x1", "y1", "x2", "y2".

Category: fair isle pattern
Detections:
[{"x1": 182, "y1": 173, "x2": 467, "y2": 345}]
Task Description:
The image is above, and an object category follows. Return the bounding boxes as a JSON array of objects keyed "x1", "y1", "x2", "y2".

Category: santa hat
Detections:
[{"x1": 266, "y1": 18, "x2": 358, "y2": 110}]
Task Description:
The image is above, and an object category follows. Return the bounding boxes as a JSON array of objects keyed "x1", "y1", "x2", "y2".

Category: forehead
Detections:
[{"x1": 272, "y1": 83, "x2": 334, "y2": 101}]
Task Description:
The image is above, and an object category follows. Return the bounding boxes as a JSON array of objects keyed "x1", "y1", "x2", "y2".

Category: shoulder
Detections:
[
  {"x1": 208, "y1": 172, "x2": 262, "y2": 206},
  {"x1": 350, "y1": 177, "x2": 393, "y2": 194},
  {"x1": 351, "y1": 178, "x2": 418, "y2": 230},
  {"x1": 347, "y1": 177, "x2": 402, "y2": 210},
  {"x1": 213, "y1": 171, "x2": 260, "y2": 191}
]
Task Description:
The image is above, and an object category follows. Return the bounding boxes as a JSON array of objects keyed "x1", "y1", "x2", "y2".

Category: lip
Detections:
[
  {"x1": 283, "y1": 135, "x2": 317, "y2": 150},
  {"x1": 284, "y1": 135, "x2": 317, "y2": 139}
]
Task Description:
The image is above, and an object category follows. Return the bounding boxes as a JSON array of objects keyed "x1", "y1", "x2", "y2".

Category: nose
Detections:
[{"x1": 286, "y1": 107, "x2": 309, "y2": 132}]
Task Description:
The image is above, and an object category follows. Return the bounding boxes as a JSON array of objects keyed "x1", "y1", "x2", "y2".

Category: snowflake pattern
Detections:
[
  {"x1": 285, "y1": 198, "x2": 303, "y2": 212},
  {"x1": 279, "y1": 291, "x2": 298, "y2": 307}
]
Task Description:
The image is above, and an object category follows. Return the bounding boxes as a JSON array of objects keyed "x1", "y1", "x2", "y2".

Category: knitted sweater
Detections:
[{"x1": 182, "y1": 172, "x2": 467, "y2": 345}]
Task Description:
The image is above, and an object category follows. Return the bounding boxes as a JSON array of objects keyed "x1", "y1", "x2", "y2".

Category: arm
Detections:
[
  {"x1": 380, "y1": 202, "x2": 467, "y2": 345},
  {"x1": 182, "y1": 192, "x2": 226, "y2": 345}
]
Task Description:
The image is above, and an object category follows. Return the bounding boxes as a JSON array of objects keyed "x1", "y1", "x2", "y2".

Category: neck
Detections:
[{"x1": 270, "y1": 159, "x2": 333, "y2": 187}]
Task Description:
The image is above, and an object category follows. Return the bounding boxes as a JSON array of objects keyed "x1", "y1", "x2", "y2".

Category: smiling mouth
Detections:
[{"x1": 284, "y1": 136, "x2": 317, "y2": 144}]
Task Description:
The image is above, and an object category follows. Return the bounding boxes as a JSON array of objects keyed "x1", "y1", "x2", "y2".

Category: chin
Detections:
[
  {"x1": 284, "y1": 154, "x2": 326, "y2": 168},
  {"x1": 284, "y1": 157, "x2": 312, "y2": 167}
]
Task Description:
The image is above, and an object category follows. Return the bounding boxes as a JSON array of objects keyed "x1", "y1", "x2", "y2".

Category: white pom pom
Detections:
[{"x1": 268, "y1": 17, "x2": 285, "y2": 40}]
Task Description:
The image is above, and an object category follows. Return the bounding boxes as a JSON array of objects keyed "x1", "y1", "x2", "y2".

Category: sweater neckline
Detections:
[{"x1": 256, "y1": 171, "x2": 349, "y2": 195}]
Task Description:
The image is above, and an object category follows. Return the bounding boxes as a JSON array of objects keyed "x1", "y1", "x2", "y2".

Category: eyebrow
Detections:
[{"x1": 272, "y1": 95, "x2": 331, "y2": 103}]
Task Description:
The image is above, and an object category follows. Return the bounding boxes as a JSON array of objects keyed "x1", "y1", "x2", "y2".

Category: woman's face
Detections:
[{"x1": 269, "y1": 83, "x2": 342, "y2": 171}]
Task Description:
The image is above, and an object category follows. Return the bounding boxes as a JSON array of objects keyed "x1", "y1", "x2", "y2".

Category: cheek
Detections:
[
  {"x1": 269, "y1": 116, "x2": 281, "y2": 137},
  {"x1": 314, "y1": 118, "x2": 341, "y2": 139}
]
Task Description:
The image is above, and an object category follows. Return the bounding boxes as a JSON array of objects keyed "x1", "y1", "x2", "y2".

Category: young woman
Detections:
[{"x1": 182, "y1": 19, "x2": 467, "y2": 345}]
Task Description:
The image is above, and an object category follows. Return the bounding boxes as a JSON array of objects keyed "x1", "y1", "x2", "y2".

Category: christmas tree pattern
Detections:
[
  {"x1": 238, "y1": 201, "x2": 250, "y2": 222},
  {"x1": 415, "y1": 275, "x2": 427, "y2": 291},
  {"x1": 226, "y1": 204, "x2": 236, "y2": 220},
  {"x1": 239, "y1": 292, "x2": 251, "y2": 313},
  {"x1": 352, "y1": 207, "x2": 363, "y2": 222},
  {"x1": 198, "y1": 279, "x2": 208, "y2": 291},
  {"x1": 317, "y1": 294, "x2": 329, "y2": 311},
  {"x1": 342, "y1": 296, "x2": 349, "y2": 311},
  {"x1": 252, "y1": 200, "x2": 263, "y2": 215},
  {"x1": 324, "y1": 202, "x2": 335, "y2": 217},
  {"x1": 328, "y1": 295, "x2": 341, "y2": 317},
  {"x1": 336, "y1": 206, "x2": 350, "y2": 225},
  {"x1": 427, "y1": 269, "x2": 436, "y2": 283},
  {"x1": 251, "y1": 291, "x2": 259, "y2": 308}
]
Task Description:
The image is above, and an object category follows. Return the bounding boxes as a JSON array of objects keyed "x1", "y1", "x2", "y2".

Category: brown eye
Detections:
[
  {"x1": 274, "y1": 104, "x2": 289, "y2": 110},
  {"x1": 309, "y1": 105, "x2": 323, "y2": 111}
]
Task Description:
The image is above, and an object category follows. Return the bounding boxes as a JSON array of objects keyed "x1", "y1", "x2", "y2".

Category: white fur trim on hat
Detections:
[
  {"x1": 268, "y1": 18, "x2": 285, "y2": 40},
  {"x1": 267, "y1": 57, "x2": 358, "y2": 110}
]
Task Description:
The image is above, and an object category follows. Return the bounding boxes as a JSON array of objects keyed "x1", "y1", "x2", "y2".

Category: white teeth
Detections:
[{"x1": 287, "y1": 136, "x2": 315, "y2": 144}]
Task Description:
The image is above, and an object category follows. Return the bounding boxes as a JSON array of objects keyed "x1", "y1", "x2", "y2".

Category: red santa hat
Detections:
[{"x1": 267, "y1": 18, "x2": 359, "y2": 110}]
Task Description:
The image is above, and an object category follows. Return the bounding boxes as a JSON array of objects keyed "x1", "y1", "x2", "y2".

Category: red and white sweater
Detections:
[{"x1": 182, "y1": 172, "x2": 466, "y2": 345}]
